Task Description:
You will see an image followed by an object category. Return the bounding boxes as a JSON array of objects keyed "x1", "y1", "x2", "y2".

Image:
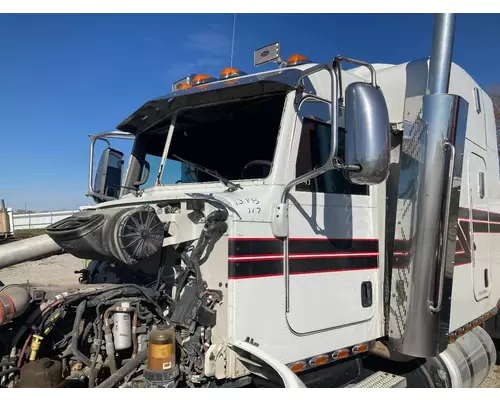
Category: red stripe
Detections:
[
  {"x1": 228, "y1": 254, "x2": 283, "y2": 262},
  {"x1": 288, "y1": 237, "x2": 377, "y2": 242},
  {"x1": 290, "y1": 252, "x2": 377, "y2": 258},
  {"x1": 229, "y1": 237, "x2": 279, "y2": 241},
  {"x1": 228, "y1": 252, "x2": 378, "y2": 262},
  {"x1": 228, "y1": 237, "x2": 377, "y2": 241},
  {"x1": 459, "y1": 218, "x2": 492, "y2": 223},
  {"x1": 229, "y1": 273, "x2": 283, "y2": 280},
  {"x1": 228, "y1": 267, "x2": 378, "y2": 280}
]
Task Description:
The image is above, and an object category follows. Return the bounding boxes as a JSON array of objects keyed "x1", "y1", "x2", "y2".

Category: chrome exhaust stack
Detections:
[{"x1": 387, "y1": 14, "x2": 465, "y2": 358}]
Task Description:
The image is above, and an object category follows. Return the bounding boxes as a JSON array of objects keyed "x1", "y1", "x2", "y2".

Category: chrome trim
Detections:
[
  {"x1": 344, "y1": 81, "x2": 391, "y2": 185},
  {"x1": 280, "y1": 64, "x2": 338, "y2": 204},
  {"x1": 429, "y1": 141, "x2": 455, "y2": 313},
  {"x1": 87, "y1": 130, "x2": 135, "y2": 202},
  {"x1": 333, "y1": 55, "x2": 377, "y2": 88},
  {"x1": 473, "y1": 87, "x2": 482, "y2": 114},
  {"x1": 449, "y1": 304, "x2": 500, "y2": 343},
  {"x1": 388, "y1": 93, "x2": 464, "y2": 358},
  {"x1": 285, "y1": 342, "x2": 372, "y2": 374}
]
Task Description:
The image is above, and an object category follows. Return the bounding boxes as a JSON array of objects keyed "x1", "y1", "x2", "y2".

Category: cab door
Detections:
[
  {"x1": 285, "y1": 98, "x2": 379, "y2": 334},
  {"x1": 468, "y1": 152, "x2": 491, "y2": 301}
]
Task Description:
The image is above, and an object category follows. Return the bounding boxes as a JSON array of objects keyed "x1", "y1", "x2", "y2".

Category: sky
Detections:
[{"x1": 0, "y1": 13, "x2": 499, "y2": 211}]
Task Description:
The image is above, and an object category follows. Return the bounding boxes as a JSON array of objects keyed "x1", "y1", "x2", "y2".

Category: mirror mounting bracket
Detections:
[
  {"x1": 87, "y1": 130, "x2": 135, "y2": 202},
  {"x1": 332, "y1": 55, "x2": 379, "y2": 105}
]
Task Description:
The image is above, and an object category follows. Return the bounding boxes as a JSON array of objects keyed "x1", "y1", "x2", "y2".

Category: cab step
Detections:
[{"x1": 346, "y1": 371, "x2": 406, "y2": 388}]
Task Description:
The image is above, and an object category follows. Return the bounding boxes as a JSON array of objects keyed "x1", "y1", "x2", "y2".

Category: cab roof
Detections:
[{"x1": 116, "y1": 63, "x2": 317, "y2": 135}]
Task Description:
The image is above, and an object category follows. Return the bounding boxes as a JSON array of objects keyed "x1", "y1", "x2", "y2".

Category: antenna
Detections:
[{"x1": 230, "y1": 14, "x2": 236, "y2": 68}]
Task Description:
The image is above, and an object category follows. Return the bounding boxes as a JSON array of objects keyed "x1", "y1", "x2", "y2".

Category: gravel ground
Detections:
[
  {"x1": 0, "y1": 253, "x2": 83, "y2": 286},
  {"x1": 1, "y1": 253, "x2": 500, "y2": 387}
]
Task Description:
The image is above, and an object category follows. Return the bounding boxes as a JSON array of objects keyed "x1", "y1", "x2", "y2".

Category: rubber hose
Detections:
[
  {"x1": 0, "y1": 361, "x2": 15, "y2": 368},
  {"x1": 71, "y1": 300, "x2": 92, "y2": 367},
  {"x1": 89, "y1": 367, "x2": 99, "y2": 388},
  {"x1": 0, "y1": 367, "x2": 20, "y2": 378},
  {"x1": 96, "y1": 351, "x2": 147, "y2": 388},
  {"x1": 80, "y1": 321, "x2": 93, "y2": 346}
]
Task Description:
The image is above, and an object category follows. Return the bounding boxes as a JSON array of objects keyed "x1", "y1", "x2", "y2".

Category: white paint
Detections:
[{"x1": 77, "y1": 57, "x2": 499, "y2": 379}]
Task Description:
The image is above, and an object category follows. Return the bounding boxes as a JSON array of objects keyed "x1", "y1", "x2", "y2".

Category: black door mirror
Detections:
[{"x1": 93, "y1": 148, "x2": 124, "y2": 200}]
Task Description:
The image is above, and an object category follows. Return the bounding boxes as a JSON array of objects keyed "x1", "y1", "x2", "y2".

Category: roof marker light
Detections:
[
  {"x1": 191, "y1": 74, "x2": 217, "y2": 86},
  {"x1": 219, "y1": 67, "x2": 247, "y2": 80},
  {"x1": 286, "y1": 54, "x2": 311, "y2": 67},
  {"x1": 176, "y1": 83, "x2": 192, "y2": 90},
  {"x1": 172, "y1": 76, "x2": 192, "y2": 92}
]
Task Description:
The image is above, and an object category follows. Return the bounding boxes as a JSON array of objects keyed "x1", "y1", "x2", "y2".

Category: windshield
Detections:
[{"x1": 133, "y1": 93, "x2": 286, "y2": 189}]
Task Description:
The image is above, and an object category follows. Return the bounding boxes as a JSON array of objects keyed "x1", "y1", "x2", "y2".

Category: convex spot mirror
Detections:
[
  {"x1": 93, "y1": 148, "x2": 124, "y2": 201},
  {"x1": 344, "y1": 81, "x2": 390, "y2": 185}
]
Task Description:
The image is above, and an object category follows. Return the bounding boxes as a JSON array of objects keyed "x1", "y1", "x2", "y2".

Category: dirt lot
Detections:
[
  {"x1": 0, "y1": 253, "x2": 83, "y2": 287},
  {"x1": 1, "y1": 252, "x2": 500, "y2": 387}
]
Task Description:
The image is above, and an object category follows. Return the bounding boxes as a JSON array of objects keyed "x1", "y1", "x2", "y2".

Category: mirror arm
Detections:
[
  {"x1": 280, "y1": 166, "x2": 331, "y2": 204},
  {"x1": 332, "y1": 55, "x2": 379, "y2": 108},
  {"x1": 333, "y1": 56, "x2": 378, "y2": 88},
  {"x1": 87, "y1": 130, "x2": 134, "y2": 202},
  {"x1": 281, "y1": 63, "x2": 340, "y2": 204},
  {"x1": 88, "y1": 134, "x2": 98, "y2": 196},
  {"x1": 298, "y1": 63, "x2": 338, "y2": 158}
]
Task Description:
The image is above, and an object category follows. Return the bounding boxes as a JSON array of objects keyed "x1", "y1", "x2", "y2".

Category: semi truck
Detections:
[{"x1": 0, "y1": 13, "x2": 499, "y2": 388}]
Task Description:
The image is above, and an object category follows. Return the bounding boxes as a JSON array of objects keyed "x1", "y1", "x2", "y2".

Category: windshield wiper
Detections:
[{"x1": 172, "y1": 154, "x2": 242, "y2": 192}]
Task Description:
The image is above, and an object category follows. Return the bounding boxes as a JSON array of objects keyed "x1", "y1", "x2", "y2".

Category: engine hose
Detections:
[
  {"x1": 103, "y1": 314, "x2": 117, "y2": 373},
  {"x1": 97, "y1": 350, "x2": 147, "y2": 388},
  {"x1": 0, "y1": 361, "x2": 14, "y2": 368},
  {"x1": 89, "y1": 355, "x2": 103, "y2": 388},
  {"x1": 206, "y1": 209, "x2": 228, "y2": 223},
  {"x1": 81, "y1": 321, "x2": 93, "y2": 347},
  {"x1": 0, "y1": 368, "x2": 20, "y2": 378},
  {"x1": 86, "y1": 285, "x2": 160, "y2": 308},
  {"x1": 89, "y1": 304, "x2": 105, "y2": 381},
  {"x1": 70, "y1": 300, "x2": 92, "y2": 367},
  {"x1": 10, "y1": 307, "x2": 42, "y2": 351}
]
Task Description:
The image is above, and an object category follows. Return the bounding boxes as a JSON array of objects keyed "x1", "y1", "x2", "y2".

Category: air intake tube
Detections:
[
  {"x1": 0, "y1": 234, "x2": 63, "y2": 270},
  {"x1": 45, "y1": 205, "x2": 165, "y2": 265}
]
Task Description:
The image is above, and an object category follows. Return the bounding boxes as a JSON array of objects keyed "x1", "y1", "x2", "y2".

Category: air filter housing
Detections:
[{"x1": 46, "y1": 205, "x2": 164, "y2": 265}]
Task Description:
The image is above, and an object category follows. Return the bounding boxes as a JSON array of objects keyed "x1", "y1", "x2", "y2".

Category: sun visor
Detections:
[{"x1": 116, "y1": 68, "x2": 303, "y2": 134}]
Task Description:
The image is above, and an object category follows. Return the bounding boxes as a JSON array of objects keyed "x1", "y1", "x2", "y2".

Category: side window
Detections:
[{"x1": 295, "y1": 99, "x2": 368, "y2": 196}]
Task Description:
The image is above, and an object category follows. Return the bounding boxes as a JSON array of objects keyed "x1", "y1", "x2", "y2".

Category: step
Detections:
[{"x1": 346, "y1": 371, "x2": 407, "y2": 388}]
